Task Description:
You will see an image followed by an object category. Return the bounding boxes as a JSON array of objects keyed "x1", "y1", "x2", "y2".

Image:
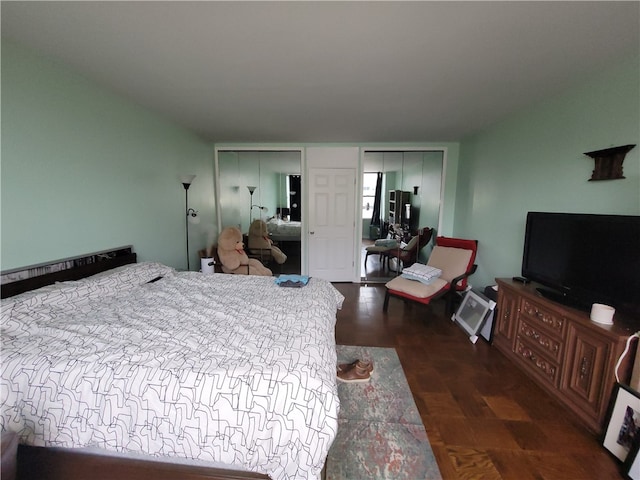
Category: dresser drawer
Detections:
[
  {"x1": 520, "y1": 298, "x2": 566, "y2": 339},
  {"x1": 517, "y1": 320, "x2": 564, "y2": 363},
  {"x1": 515, "y1": 337, "x2": 561, "y2": 388}
]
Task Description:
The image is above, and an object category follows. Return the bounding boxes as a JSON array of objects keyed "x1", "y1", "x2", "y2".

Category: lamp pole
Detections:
[
  {"x1": 181, "y1": 175, "x2": 196, "y2": 270},
  {"x1": 185, "y1": 186, "x2": 190, "y2": 270}
]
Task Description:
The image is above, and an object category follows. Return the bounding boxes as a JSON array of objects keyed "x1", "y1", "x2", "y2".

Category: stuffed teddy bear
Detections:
[
  {"x1": 248, "y1": 219, "x2": 287, "y2": 265},
  {"x1": 217, "y1": 226, "x2": 272, "y2": 276}
]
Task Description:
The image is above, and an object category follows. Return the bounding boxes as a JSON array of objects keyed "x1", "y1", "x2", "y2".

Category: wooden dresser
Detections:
[{"x1": 494, "y1": 278, "x2": 638, "y2": 434}]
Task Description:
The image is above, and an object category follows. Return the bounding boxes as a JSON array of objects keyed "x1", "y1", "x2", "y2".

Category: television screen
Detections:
[{"x1": 522, "y1": 212, "x2": 640, "y2": 314}]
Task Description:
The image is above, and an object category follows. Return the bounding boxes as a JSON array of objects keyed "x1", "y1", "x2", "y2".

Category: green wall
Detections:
[
  {"x1": 1, "y1": 40, "x2": 216, "y2": 271},
  {"x1": 455, "y1": 55, "x2": 640, "y2": 289}
]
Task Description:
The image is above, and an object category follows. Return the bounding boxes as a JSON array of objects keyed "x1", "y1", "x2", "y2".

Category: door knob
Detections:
[{"x1": 310, "y1": 231, "x2": 315, "y2": 235}]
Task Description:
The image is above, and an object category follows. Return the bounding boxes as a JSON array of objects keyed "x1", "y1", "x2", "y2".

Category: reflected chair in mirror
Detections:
[
  {"x1": 383, "y1": 236, "x2": 478, "y2": 315},
  {"x1": 243, "y1": 233, "x2": 275, "y2": 266},
  {"x1": 385, "y1": 227, "x2": 434, "y2": 273},
  {"x1": 364, "y1": 242, "x2": 396, "y2": 271},
  {"x1": 246, "y1": 219, "x2": 288, "y2": 269}
]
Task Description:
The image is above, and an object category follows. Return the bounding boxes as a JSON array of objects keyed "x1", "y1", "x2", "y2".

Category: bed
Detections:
[
  {"x1": 266, "y1": 219, "x2": 302, "y2": 242},
  {"x1": 0, "y1": 247, "x2": 342, "y2": 480}
]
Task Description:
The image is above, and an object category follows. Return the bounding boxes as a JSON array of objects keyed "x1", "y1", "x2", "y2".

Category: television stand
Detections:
[{"x1": 493, "y1": 278, "x2": 637, "y2": 435}]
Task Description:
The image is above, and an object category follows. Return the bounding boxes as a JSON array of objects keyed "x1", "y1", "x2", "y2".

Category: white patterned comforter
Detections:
[{"x1": 1, "y1": 263, "x2": 343, "y2": 480}]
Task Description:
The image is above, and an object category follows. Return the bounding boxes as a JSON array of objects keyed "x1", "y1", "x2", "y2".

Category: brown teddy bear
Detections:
[
  {"x1": 217, "y1": 226, "x2": 272, "y2": 276},
  {"x1": 248, "y1": 219, "x2": 287, "y2": 265}
]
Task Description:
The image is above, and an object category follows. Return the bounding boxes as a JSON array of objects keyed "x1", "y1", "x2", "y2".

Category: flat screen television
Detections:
[{"x1": 521, "y1": 212, "x2": 640, "y2": 315}]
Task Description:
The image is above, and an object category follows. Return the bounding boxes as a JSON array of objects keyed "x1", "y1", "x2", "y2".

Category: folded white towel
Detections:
[{"x1": 401, "y1": 264, "x2": 442, "y2": 285}]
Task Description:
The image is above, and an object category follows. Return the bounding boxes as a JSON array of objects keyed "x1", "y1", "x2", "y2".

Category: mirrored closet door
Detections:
[
  {"x1": 215, "y1": 149, "x2": 303, "y2": 275},
  {"x1": 361, "y1": 150, "x2": 444, "y2": 283}
]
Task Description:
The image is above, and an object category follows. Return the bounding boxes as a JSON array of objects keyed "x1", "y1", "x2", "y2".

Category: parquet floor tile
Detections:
[
  {"x1": 482, "y1": 395, "x2": 531, "y2": 421},
  {"x1": 446, "y1": 446, "x2": 503, "y2": 480},
  {"x1": 485, "y1": 449, "x2": 545, "y2": 480},
  {"x1": 465, "y1": 418, "x2": 522, "y2": 450},
  {"x1": 419, "y1": 392, "x2": 466, "y2": 417}
]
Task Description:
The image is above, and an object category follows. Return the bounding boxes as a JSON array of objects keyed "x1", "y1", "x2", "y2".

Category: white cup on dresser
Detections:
[{"x1": 589, "y1": 303, "x2": 615, "y2": 325}]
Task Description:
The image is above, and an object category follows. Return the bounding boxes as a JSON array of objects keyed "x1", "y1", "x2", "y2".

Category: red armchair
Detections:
[{"x1": 383, "y1": 236, "x2": 478, "y2": 315}]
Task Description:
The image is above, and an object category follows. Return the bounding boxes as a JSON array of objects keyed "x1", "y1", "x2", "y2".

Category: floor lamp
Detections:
[{"x1": 181, "y1": 175, "x2": 198, "y2": 270}]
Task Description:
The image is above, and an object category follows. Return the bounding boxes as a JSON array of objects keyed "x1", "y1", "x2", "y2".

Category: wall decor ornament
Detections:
[{"x1": 584, "y1": 144, "x2": 636, "y2": 181}]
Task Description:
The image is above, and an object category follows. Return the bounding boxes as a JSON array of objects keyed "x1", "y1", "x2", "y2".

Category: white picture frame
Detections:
[
  {"x1": 452, "y1": 290, "x2": 496, "y2": 344},
  {"x1": 602, "y1": 383, "x2": 640, "y2": 462},
  {"x1": 624, "y1": 441, "x2": 640, "y2": 480}
]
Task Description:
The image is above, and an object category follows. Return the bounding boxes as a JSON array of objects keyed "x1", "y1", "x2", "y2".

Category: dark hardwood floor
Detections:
[{"x1": 332, "y1": 282, "x2": 624, "y2": 480}]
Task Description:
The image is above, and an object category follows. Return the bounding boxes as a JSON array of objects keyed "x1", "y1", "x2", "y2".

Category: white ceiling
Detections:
[{"x1": 2, "y1": 1, "x2": 638, "y2": 143}]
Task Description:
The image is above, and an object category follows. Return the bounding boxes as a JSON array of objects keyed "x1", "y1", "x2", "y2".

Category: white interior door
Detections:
[{"x1": 308, "y1": 167, "x2": 356, "y2": 281}]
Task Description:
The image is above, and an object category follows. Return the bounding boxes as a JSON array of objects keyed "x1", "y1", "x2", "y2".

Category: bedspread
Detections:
[{"x1": 1, "y1": 266, "x2": 343, "y2": 480}]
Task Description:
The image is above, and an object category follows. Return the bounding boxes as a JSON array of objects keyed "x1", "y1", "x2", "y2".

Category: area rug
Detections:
[{"x1": 327, "y1": 345, "x2": 442, "y2": 480}]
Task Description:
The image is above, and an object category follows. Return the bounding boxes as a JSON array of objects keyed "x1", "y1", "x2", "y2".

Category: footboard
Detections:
[{"x1": 16, "y1": 445, "x2": 271, "y2": 480}]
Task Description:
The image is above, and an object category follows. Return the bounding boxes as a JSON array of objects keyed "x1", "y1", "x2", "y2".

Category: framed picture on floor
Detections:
[
  {"x1": 602, "y1": 382, "x2": 640, "y2": 462},
  {"x1": 451, "y1": 289, "x2": 496, "y2": 344},
  {"x1": 624, "y1": 439, "x2": 640, "y2": 480}
]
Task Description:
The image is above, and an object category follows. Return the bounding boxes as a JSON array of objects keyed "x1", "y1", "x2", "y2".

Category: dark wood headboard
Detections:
[{"x1": 1, "y1": 246, "x2": 137, "y2": 299}]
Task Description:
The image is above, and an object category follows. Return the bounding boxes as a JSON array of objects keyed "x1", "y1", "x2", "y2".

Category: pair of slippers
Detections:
[{"x1": 336, "y1": 359, "x2": 374, "y2": 383}]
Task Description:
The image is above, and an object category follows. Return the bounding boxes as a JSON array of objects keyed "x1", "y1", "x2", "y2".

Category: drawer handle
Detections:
[
  {"x1": 580, "y1": 357, "x2": 590, "y2": 379},
  {"x1": 520, "y1": 347, "x2": 556, "y2": 379},
  {"x1": 521, "y1": 325, "x2": 560, "y2": 354},
  {"x1": 523, "y1": 303, "x2": 561, "y2": 326}
]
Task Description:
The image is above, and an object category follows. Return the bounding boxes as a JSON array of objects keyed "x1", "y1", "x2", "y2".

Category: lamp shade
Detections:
[
  {"x1": 180, "y1": 174, "x2": 196, "y2": 186},
  {"x1": 247, "y1": 185, "x2": 257, "y2": 194}
]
